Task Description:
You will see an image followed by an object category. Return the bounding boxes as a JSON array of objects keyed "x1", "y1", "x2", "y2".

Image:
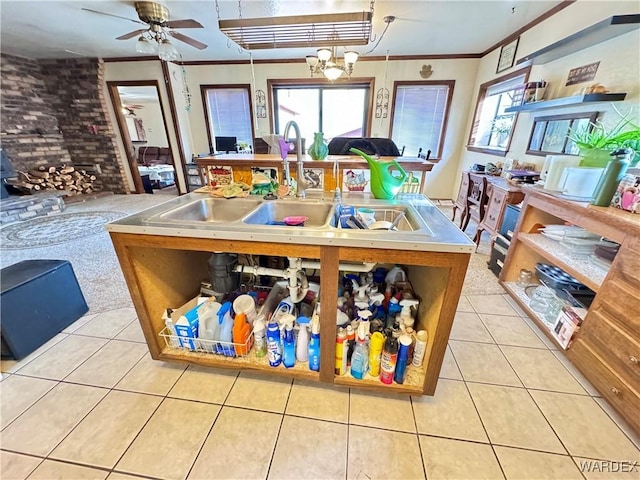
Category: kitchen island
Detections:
[{"x1": 106, "y1": 192, "x2": 473, "y2": 395}]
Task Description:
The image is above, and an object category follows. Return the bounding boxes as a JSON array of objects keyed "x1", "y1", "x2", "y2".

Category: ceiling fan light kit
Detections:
[{"x1": 84, "y1": 1, "x2": 207, "y2": 60}]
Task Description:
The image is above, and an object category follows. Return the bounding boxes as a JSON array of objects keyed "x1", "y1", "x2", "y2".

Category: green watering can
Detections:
[{"x1": 350, "y1": 148, "x2": 408, "y2": 199}]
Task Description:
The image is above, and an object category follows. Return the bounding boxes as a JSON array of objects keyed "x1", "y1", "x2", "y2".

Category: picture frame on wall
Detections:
[{"x1": 496, "y1": 37, "x2": 520, "y2": 74}]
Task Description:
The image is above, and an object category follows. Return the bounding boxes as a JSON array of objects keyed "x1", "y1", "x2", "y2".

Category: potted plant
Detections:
[
  {"x1": 567, "y1": 106, "x2": 640, "y2": 167},
  {"x1": 490, "y1": 117, "x2": 514, "y2": 148}
]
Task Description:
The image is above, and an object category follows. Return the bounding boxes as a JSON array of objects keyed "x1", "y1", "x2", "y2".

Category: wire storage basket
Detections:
[{"x1": 159, "y1": 327, "x2": 254, "y2": 358}]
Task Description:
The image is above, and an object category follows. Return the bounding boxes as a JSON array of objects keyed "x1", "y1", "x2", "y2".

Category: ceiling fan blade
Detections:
[
  {"x1": 81, "y1": 8, "x2": 147, "y2": 25},
  {"x1": 116, "y1": 29, "x2": 149, "y2": 41},
  {"x1": 164, "y1": 19, "x2": 204, "y2": 29},
  {"x1": 168, "y1": 31, "x2": 208, "y2": 50}
]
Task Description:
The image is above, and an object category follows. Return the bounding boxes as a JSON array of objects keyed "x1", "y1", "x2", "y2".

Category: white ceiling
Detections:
[{"x1": 0, "y1": 1, "x2": 565, "y2": 61}]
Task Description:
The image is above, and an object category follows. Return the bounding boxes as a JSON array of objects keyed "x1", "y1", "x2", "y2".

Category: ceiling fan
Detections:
[{"x1": 82, "y1": 1, "x2": 208, "y2": 53}]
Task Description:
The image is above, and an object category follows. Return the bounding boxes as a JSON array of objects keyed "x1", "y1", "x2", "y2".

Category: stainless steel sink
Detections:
[
  {"x1": 147, "y1": 197, "x2": 263, "y2": 223},
  {"x1": 242, "y1": 200, "x2": 334, "y2": 227}
]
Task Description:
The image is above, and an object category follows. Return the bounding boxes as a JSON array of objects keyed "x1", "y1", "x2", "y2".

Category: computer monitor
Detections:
[{"x1": 214, "y1": 136, "x2": 237, "y2": 153}]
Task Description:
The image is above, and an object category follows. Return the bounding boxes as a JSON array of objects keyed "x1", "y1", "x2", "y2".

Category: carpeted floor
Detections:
[{"x1": 0, "y1": 194, "x2": 505, "y2": 314}]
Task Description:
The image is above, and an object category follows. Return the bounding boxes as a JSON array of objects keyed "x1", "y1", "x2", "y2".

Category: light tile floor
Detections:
[{"x1": 2, "y1": 296, "x2": 639, "y2": 480}]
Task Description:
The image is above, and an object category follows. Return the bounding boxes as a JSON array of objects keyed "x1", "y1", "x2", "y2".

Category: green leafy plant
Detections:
[{"x1": 567, "y1": 106, "x2": 640, "y2": 166}]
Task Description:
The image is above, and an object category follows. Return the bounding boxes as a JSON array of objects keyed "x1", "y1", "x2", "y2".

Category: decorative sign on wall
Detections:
[
  {"x1": 375, "y1": 88, "x2": 389, "y2": 118},
  {"x1": 565, "y1": 61, "x2": 600, "y2": 86},
  {"x1": 496, "y1": 37, "x2": 519, "y2": 74}
]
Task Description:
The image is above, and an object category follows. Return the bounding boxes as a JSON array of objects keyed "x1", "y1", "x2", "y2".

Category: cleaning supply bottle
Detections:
[
  {"x1": 380, "y1": 329, "x2": 399, "y2": 384},
  {"x1": 296, "y1": 316, "x2": 310, "y2": 362},
  {"x1": 266, "y1": 319, "x2": 282, "y2": 367},
  {"x1": 412, "y1": 330, "x2": 429, "y2": 367},
  {"x1": 591, "y1": 148, "x2": 632, "y2": 206},
  {"x1": 398, "y1": 299, "x2": 419, "y2": 330},
  {"x1": 218, "y1": 302, "x2": 235, "y2": 356},
  {"x1": 335, "y1": 327, "x2": 347, "y2": 375},
  {"x1": 405, "y1": 327, "x2": 416, "y2": 364},
  {"x1": 232, "y1": 312, "x2": 251, "y2": 356},
  {"x1": 369, "y1": 292, "x2": 385, "y2": 319},
  {"x1": 198, "y1": 300, "x2": 222, "y2": 342},
  {"x1": 394, "y1": 334, "x2": 413, "y2": 384},
  {"x1": 354, "y1": 284, "x2": 369, "y2": 304},
  {"x1": 346, "y1": 324, "x2": 356, "y2": 366},
  {"x1": 253, "y1": 314, "x2": 267, "y2": 357},
  {"x1": 386, "y1": 301, "x2": 401, "y2": 330},
  {"x1": 385, "y1": 266, "x2": 406, "y2": 287},
  {"x1": 282, "y1": 317, "x2": 296, "y2": 368},
  {"x1": 369, "y1": 331, "x2": 385, "y2": 377},
  {"x1": 308, "y1": 314, "x2": 321, "y2": 371},
  {"x1": 350, "y1": 322, "x2": 370, "y2": 379}
]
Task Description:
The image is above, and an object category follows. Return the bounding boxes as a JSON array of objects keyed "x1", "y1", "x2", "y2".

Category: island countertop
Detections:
[{"x1": 106, "y1": 192, "x2": 475, "y2": 254}]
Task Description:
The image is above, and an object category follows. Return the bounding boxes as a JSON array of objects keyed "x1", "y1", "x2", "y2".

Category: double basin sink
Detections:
[{"x1": 144, "y1": 196, "x2": 430, "y2": 234}]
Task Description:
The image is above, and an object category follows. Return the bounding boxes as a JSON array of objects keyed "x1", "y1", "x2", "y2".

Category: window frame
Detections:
[
  {"x1": 200, "y1": 84, "x2": 255, "y2": 151},
  {"x1": 267, "y1": 78, "x2": 375, "y2": 137},
  {"x1": 526, "y1": 112, "x2": 599, "y2": 156},
  {"x1": 466, "y1": 66, "x2": 531, "y2": 157},
  {"x1": 388, "y1": 80, "x2": 456, "y2": 161}
]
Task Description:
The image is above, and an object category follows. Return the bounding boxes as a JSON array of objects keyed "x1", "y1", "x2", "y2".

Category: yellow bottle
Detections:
[{"x1": 369, "y1": 331, "x2": 385, "y2": 377}]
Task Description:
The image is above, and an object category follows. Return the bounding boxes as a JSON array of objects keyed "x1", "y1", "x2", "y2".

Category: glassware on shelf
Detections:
[
  {"x1": 544, "y1": 295, "x2": 566, "y2": 327},
  {"x1": 529, "y1": 286, "x2": 556, "y2": 315},
  {"x1": 518, "y1": 269, "x2": 533, "y2": 287}
]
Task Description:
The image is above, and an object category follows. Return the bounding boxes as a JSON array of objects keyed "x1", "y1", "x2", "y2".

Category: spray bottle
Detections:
[
  {"x1": 350, "y1": 321, "x2": 370, "y2": 379},
  {"x1": 266, "y1": 319, "x2": 282, "y2": 367},
  {"x1": 386, "y1": 300, "x2": 402, "y2": 330},
  {"x1": 369, "y1": 292, "x2": 385, "y2": 320},
  {"x1": 253, "y1": 314, "x2": 267, "y2": 357},
  {"x1": 308, "y1": 314, "x2": 321, "y2": 371},
  {"x1": 282, "y1": 316, "x2": 296, "y2": 368},
  {"x1": 380, "y1": 329, "x2": 399, "y2": 384},
  {"x1": 398, "y1": 299, "x2": 419, "y2": 330},
  {"x1": 394, "y1": 334, "x2": 413, "y2": 384},
  {"x1": 369, "y1": 331, "x2": 385, "y2": 377},
  {"x1": 335, "y1": 327, "x2": 347, "y2": 375},
  {"x1": 354, "y1": 283, "x2": 369, "y2": 304},
  {"x1": 296, "y1": 316, "x2": 310, "y2": 362}
]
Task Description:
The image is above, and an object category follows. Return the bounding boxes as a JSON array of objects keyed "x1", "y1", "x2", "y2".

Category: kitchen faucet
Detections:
[{"x1": 283, "y1": 120, "x2": 308, "y2": 198}]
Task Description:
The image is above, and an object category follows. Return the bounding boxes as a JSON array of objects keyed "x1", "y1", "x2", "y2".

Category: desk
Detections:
[
  {"x1": 195, "y1": 154, "x2": 434, "y2": 193},
  {"x1": 137, "y1": 165, "x2": 175, "y2": 189},
  {"x1": 473, "y1": 177, "x2": 525, "y2": 248}
]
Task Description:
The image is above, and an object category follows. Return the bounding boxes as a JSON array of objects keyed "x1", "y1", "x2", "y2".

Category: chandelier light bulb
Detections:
[
  {"x1": 317, "y1": 48, "x2": 332, "y2": 62},
  {"x1": 344, "y1": 50, "x2": 359, "y2": 65},
  {"x1": 306, "y1": 55, "x2": 319, "y2": 68},
  {"x1": 324, "y1": 65, "x2": 344, "y2": 81}
]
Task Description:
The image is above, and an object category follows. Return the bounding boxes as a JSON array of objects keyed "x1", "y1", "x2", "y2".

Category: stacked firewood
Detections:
[{"x1": 6, "y1": 165, "x2": 96, "y2": 195}]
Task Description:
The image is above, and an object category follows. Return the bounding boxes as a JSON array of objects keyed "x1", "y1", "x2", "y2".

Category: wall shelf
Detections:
[
  {"x1": 505, "y1": 93, "x2": 627, "y2": 113},
  {"x1": 516, "y1": 14, "x2": 640, "y2": 65}
]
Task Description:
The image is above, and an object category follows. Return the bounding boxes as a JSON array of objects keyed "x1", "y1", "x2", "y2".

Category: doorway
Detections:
[{"x1": 108, "y1": 81, "x2": 178, "y2": 195}]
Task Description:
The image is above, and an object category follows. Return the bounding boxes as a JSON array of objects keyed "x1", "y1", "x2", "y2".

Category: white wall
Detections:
[
  {"x1": 183, "y1": 58, "x2": 479, "y2": 199},
  {"x1": 132, "y1": 100, "x2": 169, "y2": 147},
  {"x1": 458, "y1": 0, "x2": 640, "y2": 197}
]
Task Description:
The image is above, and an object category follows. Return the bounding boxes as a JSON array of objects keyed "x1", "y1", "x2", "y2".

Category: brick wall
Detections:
[
  {"x1": 1, "y1": 54, "x2": 129, "y2": 194},
  {"x1": 0, "y1": 54, "x2": 72, "y2": 170}
]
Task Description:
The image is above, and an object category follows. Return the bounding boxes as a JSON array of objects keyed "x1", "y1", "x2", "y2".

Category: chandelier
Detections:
[
  {"x1": 135, "y1": 27, "x2": 179, "y2": 61},
  {"x1": 306, "y1": 47, "x2": 359, "y2": 81}
]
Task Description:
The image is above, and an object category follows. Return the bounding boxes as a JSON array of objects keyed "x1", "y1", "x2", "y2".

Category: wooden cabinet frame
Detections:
[{"x1": 109, "y1": 232, "x2": 469, "y2": 395}]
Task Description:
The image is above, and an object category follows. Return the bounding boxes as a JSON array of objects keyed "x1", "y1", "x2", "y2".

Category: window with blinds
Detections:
[
  {"x1": 467, "y1": 67, "x2": 530, "y2": 156},
  {"x1": 390, "y1": 81, "x2": 455, "y2": 160},
  {"x1": 202, "y1": 86, "x2": 253, "y2": 152}
]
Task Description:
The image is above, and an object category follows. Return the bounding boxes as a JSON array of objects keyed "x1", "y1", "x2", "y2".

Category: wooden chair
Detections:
[
  {"x1": 452, "y1": 171, "x2": 471, "y2": 228},
  {"x1": 462, "y1": 173, "x2": 489, "y2": 242}
]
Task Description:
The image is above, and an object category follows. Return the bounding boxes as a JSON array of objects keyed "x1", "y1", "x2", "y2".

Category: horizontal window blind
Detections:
[
  {"x1": 391, "y1": 84, "x2": 451, "y2": 158},
  {"x1": 205, "y1": 88, "x2": 252, "y2": 148}
]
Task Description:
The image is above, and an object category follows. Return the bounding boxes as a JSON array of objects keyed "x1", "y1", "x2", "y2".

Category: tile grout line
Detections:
[
  {"x1": 345, "y1": 386, "x2": 351, "y2": 480},
  {"x1": 105, "y1": 358, "x2": 193, "y2": 478},
  {"x1": 0, "y1": 448, "x2": 46, "y2": 479},
  {"x1": 182, "y1": 369, "x2": 241, "y2": 479},
  {"x1": 0, "y1": 333, "x2": 70, "y2": 375},
  {"x1": 0, "y1": 377, "x2": 61, "y2": 433},
  {"x1": 408, "y1": 395, "x2": 428, "y2": 480},
  {"x1": 264, "y1": 376, "x2": 294, "y2": 480}
]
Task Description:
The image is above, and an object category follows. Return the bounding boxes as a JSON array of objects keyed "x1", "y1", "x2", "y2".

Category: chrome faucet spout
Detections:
[{"x1": 283, "y1": 120, "x2": 308, "y2": 198}]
